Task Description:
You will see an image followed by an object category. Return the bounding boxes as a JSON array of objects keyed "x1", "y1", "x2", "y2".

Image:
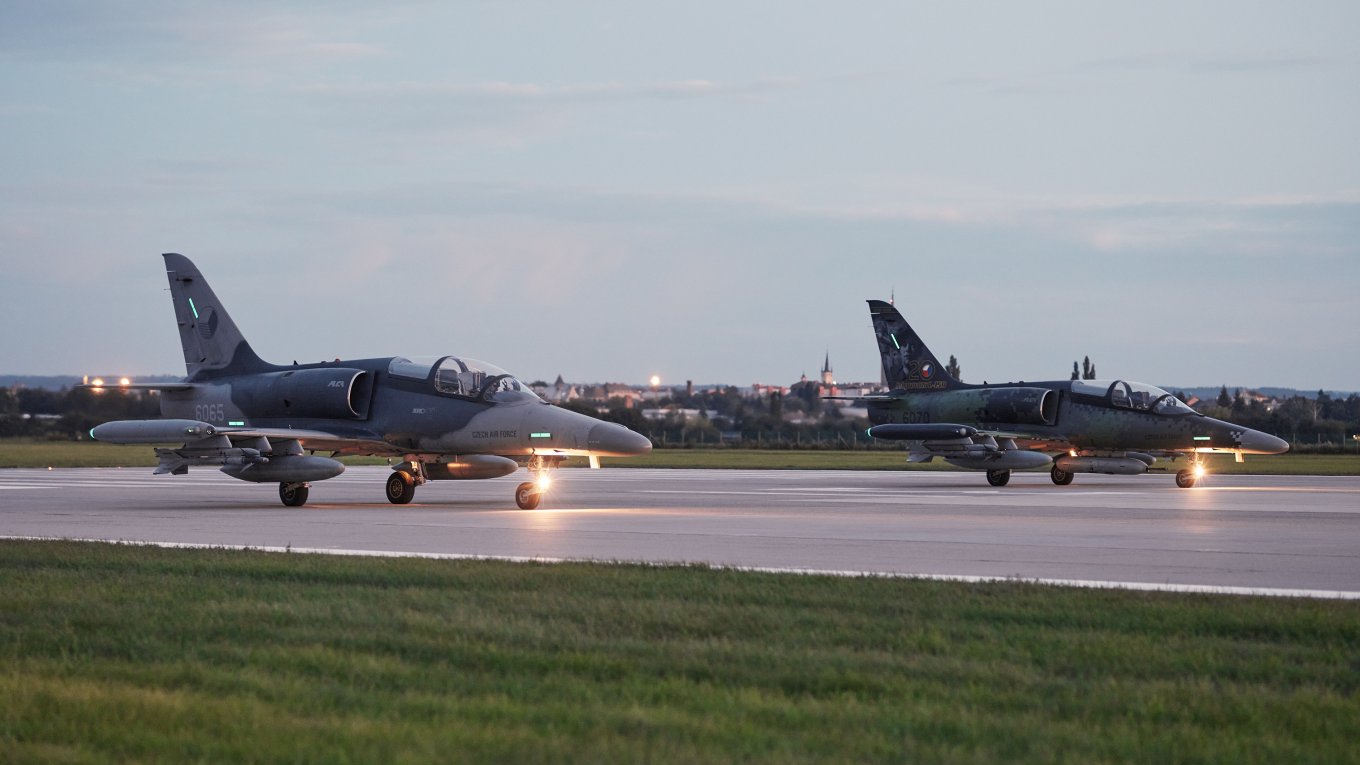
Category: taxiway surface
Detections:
[{"x1": 3, "y1": 467, "x2": 1358, "y2": 595}]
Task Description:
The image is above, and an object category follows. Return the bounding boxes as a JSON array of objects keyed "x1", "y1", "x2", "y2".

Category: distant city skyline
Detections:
[{"x1": 2, "y1": 2, "x2": 1356, "y2": 389}]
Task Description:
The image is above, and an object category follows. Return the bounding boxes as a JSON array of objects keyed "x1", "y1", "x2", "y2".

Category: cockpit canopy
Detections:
[
  {"x1": 388, "y1": 356, "x2": 541, "y2": 402},
  {"x1": 1071, "y1": 379, "x2": 1198, "y2": 417}
]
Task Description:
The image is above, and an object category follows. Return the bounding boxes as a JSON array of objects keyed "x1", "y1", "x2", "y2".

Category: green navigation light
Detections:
[
  {"x1": 1193, "y1": 436, "x2": 1211, "y2": 441},
  {"x1": 188, "y1": 298, "x2": 199, "y2": 319},
  {"x1": 228, "y1": 421, "x2": 245, "y2": 427}
]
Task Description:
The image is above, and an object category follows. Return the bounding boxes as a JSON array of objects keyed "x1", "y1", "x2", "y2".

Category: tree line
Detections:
[{"x1": 3, "y1": 382, "x2": 1356, "y2": 451}]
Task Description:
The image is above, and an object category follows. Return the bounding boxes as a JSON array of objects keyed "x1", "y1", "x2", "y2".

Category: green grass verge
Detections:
[
  {"x1": 1, "y1": 540, "x2": 1357, "y2": 764},
  {"x1": 2, "y1": 439, "x2": 1357, "y2": 475}
]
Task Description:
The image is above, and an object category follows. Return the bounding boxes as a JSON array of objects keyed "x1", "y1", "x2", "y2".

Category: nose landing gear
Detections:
[{"x1": 515, "y1": 455, "x2": 562, "y2": 509}]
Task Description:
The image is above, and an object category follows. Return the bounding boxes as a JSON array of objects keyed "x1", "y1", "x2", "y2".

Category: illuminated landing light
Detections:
[
  {"x1": 1193, "y1": 464, "x2": 1207, "y2": 479},
  {"x1": 535, "y1": 473, "x2": 552, "y2": 493},
  {"x1": 91, "y1": 378, "x2": 105, "y2": 387},
  {"x1": 119, "y1": 377, "x2": 131, "y2": 387}
]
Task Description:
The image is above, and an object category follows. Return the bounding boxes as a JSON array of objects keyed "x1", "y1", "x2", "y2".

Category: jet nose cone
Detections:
[
  {"x1": 1242, "y1": 429, "x2": 1290, "y2": 455},
  {"x1": 587, "y1": 422, "x2": 653, "y2": 457}
]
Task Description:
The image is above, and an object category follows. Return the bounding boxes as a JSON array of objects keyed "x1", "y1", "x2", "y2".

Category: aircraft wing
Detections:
[
  {"x1": 91, "y1": 419, "x2": 399, "y2": 457},
  {"x1": 211, "y1": 426, "x2": 398, "y2": 456}
]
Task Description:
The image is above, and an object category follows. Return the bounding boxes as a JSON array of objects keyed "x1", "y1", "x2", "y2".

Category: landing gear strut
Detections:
[{"x1": 986, "y1": 469, "x2": 1011, "y2": 487}]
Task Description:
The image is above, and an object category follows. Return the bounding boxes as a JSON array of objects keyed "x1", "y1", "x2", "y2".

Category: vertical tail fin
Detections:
[
  {"x1": 163, "y1": 253, "x2": 273, "y2": 379},
  {"x1": 867, "y1": 299, "x2": 961, "y2": 390}
]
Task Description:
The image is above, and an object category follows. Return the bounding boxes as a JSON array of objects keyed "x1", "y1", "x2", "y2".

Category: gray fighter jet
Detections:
[
  {"x1": 840, "y1": 300, "x2": 1288, "y2": 488},
  {"x1": 88, "y1": 253, "x2": 651, "y2": 508}
]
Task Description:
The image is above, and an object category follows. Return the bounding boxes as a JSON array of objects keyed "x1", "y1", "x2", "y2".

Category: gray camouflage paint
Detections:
[
  {"x1": 863, "y1": 299, "x2": 1288, "y2": 463},
  {"x1": 93, "y1": 254, "x2": 650, "y2": 495}
]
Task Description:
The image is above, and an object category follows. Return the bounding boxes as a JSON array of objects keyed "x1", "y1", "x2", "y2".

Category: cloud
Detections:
[
  {"x1": 1081, "y1": 53, "x2": 1331, "y2": 75},
  {"x1": 296, "y1": 76, "x2": 797, "y2": 104}
]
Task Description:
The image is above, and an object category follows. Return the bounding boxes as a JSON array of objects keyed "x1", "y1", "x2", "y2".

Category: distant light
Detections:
[
  {"x1": 119, "y1": 377, "x2": 131, "y2": 387},
  {"x1": 650, "y1": 375, "x2": 661, "y2": 387},
  {"x1": 91, "y1": 378, "x2": 105, "y2": 387}
]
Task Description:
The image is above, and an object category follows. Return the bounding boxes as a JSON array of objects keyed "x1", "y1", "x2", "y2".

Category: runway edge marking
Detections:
[{"x1": 4, "y1": 535, "x2": 1358, "y2": 601}]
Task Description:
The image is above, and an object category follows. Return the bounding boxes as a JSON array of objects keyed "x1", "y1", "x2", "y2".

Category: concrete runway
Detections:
[{"x1": 3, "y1": 466, "x2": 1359, "y2": 597}]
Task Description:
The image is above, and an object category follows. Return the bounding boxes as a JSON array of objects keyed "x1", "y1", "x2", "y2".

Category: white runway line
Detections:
[{"x1": 5, "y1": 535, "x2": 1358, "y2": 601}]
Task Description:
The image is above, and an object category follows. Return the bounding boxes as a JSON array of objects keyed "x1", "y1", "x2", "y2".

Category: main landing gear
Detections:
[
  {"x1": 386, "y1": 469, "x2": 418, "y2": 504},
  {"x1": 279, "y1": 482, "x2": 309, "y2": 507},
  {"x1": 986, "y1": 469, "x2": 1011, "y2": 487},
  {"x1": 1050, "y1": 466, "x2": 1074, "y2": 485}
]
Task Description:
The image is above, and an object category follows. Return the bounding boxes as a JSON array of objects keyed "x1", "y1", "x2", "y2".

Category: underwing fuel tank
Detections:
[
  {"x1": 91, "y1": 419, "x2": 216, "y2": 443},
  {"x1": 220, "y1": 456, "x2": 345, "y2": 483},
  {"x1": 422, "y1": 455, "x2": 519, "y2": 480},
  {"x1": 1054, "y1": 456, "x2": 1149, "y2": 476},
  {"x1": 944, "y1": 451, "x2": 1053, "y2": 470}
]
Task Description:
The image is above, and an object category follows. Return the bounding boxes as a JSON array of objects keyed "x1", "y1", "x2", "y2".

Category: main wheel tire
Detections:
[
  {"x1": 1050, "y1": 466, "x2": 1074, "y2": 486},
  {"x1": 279, "y1": 483, "x2": 309, "y2": 507},
  {"x1": 986, "y1": 469, "x2": 1011, "y2": 487},
  {"x1": 386, "y1": 471, "x2": 416, "y2": 504},
  {"x1": 515, "y1": 481, "x2": 542, "y2": 510},
  {"x1": 1175, "y1": 469, "x2": 1197, "y2": 489}
]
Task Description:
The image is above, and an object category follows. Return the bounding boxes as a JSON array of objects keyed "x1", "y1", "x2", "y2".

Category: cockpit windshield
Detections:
[
  {"x1": 387, "y1": 356, "x2": 541, "y2": 402},
  {"x1": 1071, "y1": 379, "x2": 1198, "y2": 417}
]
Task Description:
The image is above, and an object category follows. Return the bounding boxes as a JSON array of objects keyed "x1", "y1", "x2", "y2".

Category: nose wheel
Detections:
[
  {"x1": 515, "y1": 482, "x2": 542, "y2": 510},
  {"x1": 515, "y1": 454, "x2": 562, "y2": 509}
]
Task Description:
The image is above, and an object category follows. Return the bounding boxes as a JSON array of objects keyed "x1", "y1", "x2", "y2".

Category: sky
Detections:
[{"x1": 1, "y1": 1, "x2": 1357, "y2": 390}]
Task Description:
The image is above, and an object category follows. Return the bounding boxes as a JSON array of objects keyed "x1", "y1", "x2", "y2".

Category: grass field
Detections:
[
  {"x1": 4, "y1": 438, "x2": 1356, "y2": 475},
  {"x1": 1, "y1": 540, "x2": 1357, "y2": 764}
]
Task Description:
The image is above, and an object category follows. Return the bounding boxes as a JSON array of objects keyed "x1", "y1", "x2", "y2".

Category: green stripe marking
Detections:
[
  {"x1": 890, "y1": 333, "x2": 900, "y2": 349},
  {"x1": 188, "y1": 298, "x2": 199, "y2": 319},
  {"x1": 530, "y1": 432, "x2": 552, "y2": 439},
  {"x1": 1193, "y1": 436, "x2": 1211, "y2": 441}
]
